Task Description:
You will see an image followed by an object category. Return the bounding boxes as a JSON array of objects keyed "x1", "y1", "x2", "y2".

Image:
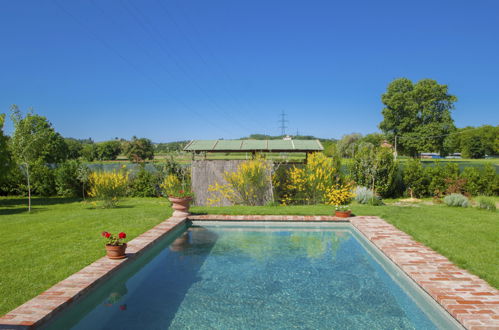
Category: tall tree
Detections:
[
  {"x1": 0, "y1": 114, "x2": 13, "y2": 183},
  {"x1": 123, "y1": 136, "x2": 154, "y2": 162},
  {"x1": 9, "y1": 105, "x2": 67, "y2": 211},
  {"x1": 379, "y1": 78, "x2": 456, "y2": 156}
]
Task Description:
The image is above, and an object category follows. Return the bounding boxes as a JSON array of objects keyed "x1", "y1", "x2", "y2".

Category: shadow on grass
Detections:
[
  {"x1": 0, "y1": 207, "x2": 49, "y2": 215},
  {"x1": 0, "y1": 197, "x2": 81, "y2": 207}
]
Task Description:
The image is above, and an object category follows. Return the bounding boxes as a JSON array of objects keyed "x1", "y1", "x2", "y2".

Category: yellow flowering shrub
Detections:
[
  {"x1": 88, "y1": 170, "x2": 129, "y2": 208},
  {"x1": 208, "y1": 156, "x2": 272, "y2": 206},
  {"x1": 285, "y1": 152, "x2": 342, "y2": 204},
  {"x1": 325, "y1": 182, "x2": 355, "y2": 205}
]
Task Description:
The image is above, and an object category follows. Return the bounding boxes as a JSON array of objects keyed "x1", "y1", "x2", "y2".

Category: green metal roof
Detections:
[{"x1": 184, "y1": 139, "x2": 324, "y2": 152}]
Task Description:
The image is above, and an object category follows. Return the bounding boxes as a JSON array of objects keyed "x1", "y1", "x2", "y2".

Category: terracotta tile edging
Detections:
[
  {"x1": 0, "y1": 216, "x2": 188, "y2": 329},
  {"x1": 349, "y1": 216, "x2": 499, "y2": 330}
]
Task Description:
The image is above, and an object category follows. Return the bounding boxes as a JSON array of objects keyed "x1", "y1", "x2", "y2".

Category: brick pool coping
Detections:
[{"x1": 1, "y1": 214, "x2": 498, "y2": 329}]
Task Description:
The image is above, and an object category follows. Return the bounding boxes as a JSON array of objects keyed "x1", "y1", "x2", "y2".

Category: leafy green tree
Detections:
[
  {"x1": 349, "y1": 144, "x2": 397, "y2": 197},
  {"x1": 337, "y1": 133, "x2": 362, "y2": 158},
  {"x1": 96, "y1": 140, "x2": 122, "y2": 160},
  {"x1": 0, "y1": 114, "x2": 13, "y2": 184},
  {"x1": 82, "y1": 143, "x2": 98, "y2": 161},
  {"x1": 9, "y1": 105, "x2": 68, "y2": 210},
  {"x1": 123, "y1": 136, "x2": 154, "y2": 162},
  {"x1": 379, "y1": 78, "x2": 457, "y2": 156},
  {"x1": 360, "y1": 133, "x2": 386, "y2": 147},
  {"x1": 64, "y1": 138, "x2": 84, "y2": 159}
]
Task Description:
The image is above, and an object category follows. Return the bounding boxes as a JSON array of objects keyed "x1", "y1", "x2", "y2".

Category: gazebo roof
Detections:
[{"x1": 184, "y1": 139, "x2": 323, "y2": 153}]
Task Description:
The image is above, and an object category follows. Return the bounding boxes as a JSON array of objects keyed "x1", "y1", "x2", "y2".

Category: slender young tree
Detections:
[{"x1": 9, "y1": 105, "x2": 67, "y2": 211}]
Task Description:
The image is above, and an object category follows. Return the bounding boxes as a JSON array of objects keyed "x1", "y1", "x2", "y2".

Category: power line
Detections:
[
  {"x1": 154, "y1": 0, "x2": 263, "y2": 129},
  {"x1": 118, "y1": 0, "x2": 253, "y2": 133},
  {"x1": 53, "y1": 0, "x2": 231, "y2": 135}
]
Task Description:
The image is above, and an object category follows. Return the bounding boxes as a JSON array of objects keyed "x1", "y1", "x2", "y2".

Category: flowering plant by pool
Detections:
[
  {"x1": 161, "y1": 174, "x2": 194, "y2": 198},
  {"x1": 101, "y1": 231, "x2": 127, "y2": 246},
  {"x1": 334, "y1": 204, "x2": 351, "y2": 211}
]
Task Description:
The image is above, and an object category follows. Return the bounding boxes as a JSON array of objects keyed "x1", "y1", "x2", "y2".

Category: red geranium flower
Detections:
[
  {"x1": 102, "y1": 231, "x2": 111, "y2": 238},
  {"x1": 119, "y1": 232, "x2": 126, "y2": 239}
]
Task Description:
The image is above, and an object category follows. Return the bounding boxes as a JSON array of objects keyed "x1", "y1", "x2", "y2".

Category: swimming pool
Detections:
[{"x1": 44, "y1": 222, "x2": 461, "y2": 329}]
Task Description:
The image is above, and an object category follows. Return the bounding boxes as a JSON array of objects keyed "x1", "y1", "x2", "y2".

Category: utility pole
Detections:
[{"x1": 279, "y1": 111, "x2": 288, "y2": 136}]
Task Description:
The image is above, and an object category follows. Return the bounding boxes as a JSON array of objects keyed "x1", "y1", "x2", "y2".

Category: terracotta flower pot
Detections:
[
  {"x1": 168, "y1": 197, "x2": 192, "y2": 217},
  {"x1": 105, "y1": 244, "x2": 127, "y2": 259},
  {"x1": 335, "y1": 210, "x2": 352, "y2": 218}
]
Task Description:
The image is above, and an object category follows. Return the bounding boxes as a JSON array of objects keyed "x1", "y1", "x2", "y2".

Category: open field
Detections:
[
  {"x1": 0, "y1": 197, "x2": 172, "y2": 316},
  {"x1": 1, "y1": 196, "x2": 498, "y2": 316}
]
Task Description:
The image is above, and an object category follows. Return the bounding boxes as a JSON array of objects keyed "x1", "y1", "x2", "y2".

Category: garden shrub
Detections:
[
  {"x1": 460, "y1": 167, "x2": 481, "y2": 196},
  {"x1": 325, "y1": 182, "x2": 355, "y2": 206},
  {"x1": 349, "y1": 144, "x2": 397, "y2": 197},
  {"x1": 479, "y1": 164, "x2": 499, "y2": 196},
  {"x1": 354, "y1": 186, "x2": 384, "y2": 205},
  {"x1": 88, "y1": 170, "x2": 129, "y2": 208},
  {"x1": 286, "y1": 152, "x2": 341, "y2": 204},
  {"x1": 272, "y1": 163, "x2": 294, "y2": 205},
  {"x1": 30, "y1": 161, "x2": 56, "y2": 196},
  {"x1": 476, "y1": 197, "x2": 496, "y2": 211},
  {"x1": 55, "y1": 159, "x2": 86, "y2": 197},
  {"x1": 0, "y1": 164, "x2": 26, "y2": 196},
  {"x1": 227, "y1": 156, "x2": 272, "y2": 205},
  {"x1": 402, "y1": 159, "x2": 429, "y2": 197},
  {"x1": 443, "y1": 193, "x2": 470, "y2": 207},
  {"x1": 129, "y1": 166, "x2": 159, "y2": 197},
  {"x1": 426, "y1": 162, "x2": 459, "y2": 197},
  {"x1": 207, "y1": 156, "x2": 272, "y2": 206}
]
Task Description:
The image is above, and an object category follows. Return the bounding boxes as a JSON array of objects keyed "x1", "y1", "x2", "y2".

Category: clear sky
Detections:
[{"x1": 1, "y1": 0, "x2": 498, "y2": 142}]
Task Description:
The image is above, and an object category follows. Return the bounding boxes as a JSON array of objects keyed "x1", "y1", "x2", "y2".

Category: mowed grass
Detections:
[
  {"x1": 192, "y1": 202, "x2": 499, "y2": 289},
  {"x1": 0, "y1": 197, "x2": 172, "y2": 316}
]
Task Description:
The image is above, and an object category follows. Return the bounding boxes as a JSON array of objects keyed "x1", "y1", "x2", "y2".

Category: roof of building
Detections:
[{"x1": 183, "y1": 139, "x2": 324, "y2": 153}]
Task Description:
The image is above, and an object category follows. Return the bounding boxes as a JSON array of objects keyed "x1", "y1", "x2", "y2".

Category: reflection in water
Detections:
[{"x1": 44, "y1": 226, "x2": 440, "y2": 330}]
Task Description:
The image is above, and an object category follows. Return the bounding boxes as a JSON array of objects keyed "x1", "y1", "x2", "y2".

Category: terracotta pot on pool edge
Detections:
[
  {"x1": 105, "y1": 244, "x2": 127, "y2": 259},
  {"x1": 335, "y1": 210, "x2": 352, "y2": 218},
  {"x1": 169, "y1": 197, "x2": 192, "y2": 217}
]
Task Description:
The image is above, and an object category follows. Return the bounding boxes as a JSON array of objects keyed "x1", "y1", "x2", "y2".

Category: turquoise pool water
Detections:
[{"x1": 45, "y1": 223, "x2": 460, "y2": 329}]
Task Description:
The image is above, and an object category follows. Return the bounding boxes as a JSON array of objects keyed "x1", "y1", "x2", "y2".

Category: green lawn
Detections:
[
  {"x1": 193, "y1": 202, "x2": 499, "y2": 289},
  {"x1": 0, "y1": 197, "x2": 172, "y2": 316},
  {"x1": 1, "y1": 197, "x2": 498, "y2": 317}
]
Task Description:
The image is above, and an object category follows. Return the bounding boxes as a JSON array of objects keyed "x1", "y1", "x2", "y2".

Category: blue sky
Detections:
[{"x1": 1, "y1": 0, "x2": 498, "y2": 142}]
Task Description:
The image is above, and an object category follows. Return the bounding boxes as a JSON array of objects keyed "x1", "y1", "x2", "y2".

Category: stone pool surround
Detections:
[{"x1": 0, "y1": 215, "x2": 498, "y2": 329}]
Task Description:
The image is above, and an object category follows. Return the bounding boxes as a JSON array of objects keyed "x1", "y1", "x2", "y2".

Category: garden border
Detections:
[{"x1": 1, "y1": 215, "x2": 498, "y2": 329}]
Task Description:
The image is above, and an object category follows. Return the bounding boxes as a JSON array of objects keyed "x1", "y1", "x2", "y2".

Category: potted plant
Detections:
[
  {"x1": 334, "y1": 205, "x2": 352, "y2": 218},
  {"x1": 161, "y1": 174, "x2": 194, "y2": 217},
  {"x1": 102, "y1": 231, "x2": 127, "y2": 259}
]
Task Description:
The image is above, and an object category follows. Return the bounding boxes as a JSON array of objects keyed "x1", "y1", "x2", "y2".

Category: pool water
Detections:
[{"x1": 45, "y1": 223, "x2": 460, "y2": 329}]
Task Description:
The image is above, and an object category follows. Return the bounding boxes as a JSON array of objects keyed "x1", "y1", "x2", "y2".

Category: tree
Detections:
[
  {"x1": 9, "y1": 105, "x2": 68, "y2": 211},
  {"x1": 337, "y1": 133, "x2": 362, "y2": 158},
  {"x1": 379, "y1": 78, "x2": 456, "y2": 157},
  {"x1": 96, "y1": 140, "x2": 122, "y2": 160},
  {"x1": 349, "y1": 144, "x2": 397, "y2": 197},
  {"x1": 0, "y1": 114, "x2": 13, "y2": 184},
  {"x1": 64, "y1": 138, "x2": 84, "y2": 159},
  {"x1": 123, "y1": 136, "x2": 154, "y2": 162}
]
